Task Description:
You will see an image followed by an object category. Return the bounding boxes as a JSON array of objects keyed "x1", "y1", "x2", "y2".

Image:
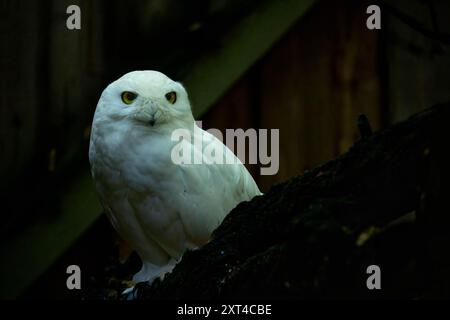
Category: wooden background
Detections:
[{"x1": 202, "y1": 1, "x2": 381, "y2": 191}]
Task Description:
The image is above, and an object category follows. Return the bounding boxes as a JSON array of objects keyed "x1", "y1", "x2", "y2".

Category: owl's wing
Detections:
[
  {"x1": 202, "y1": 128, "x2": 262, "y2": 198},
  {"x1": 124, "y1": 127, "x2": 262, "y2": 261},
  {"x1": 171, "y1": 127, "x2": 262, "y2": 246}
]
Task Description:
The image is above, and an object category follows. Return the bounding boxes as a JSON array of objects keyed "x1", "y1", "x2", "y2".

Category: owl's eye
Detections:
[
  {"x1": 165, "y1": 91, "x2": 177, "y2": 104},
  {"x1": 121, "y1": 91, "x2": 138, "y2": 105}
]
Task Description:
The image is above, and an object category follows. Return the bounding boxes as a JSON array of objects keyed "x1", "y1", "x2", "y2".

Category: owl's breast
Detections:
[{"x1": 91, "y1": 128, "x2": 176, "y2": 193}]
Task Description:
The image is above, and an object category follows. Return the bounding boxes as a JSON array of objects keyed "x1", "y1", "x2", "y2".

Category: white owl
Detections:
[{"x1": 89, "y1": 71, "x2": 261, "y2": 286}]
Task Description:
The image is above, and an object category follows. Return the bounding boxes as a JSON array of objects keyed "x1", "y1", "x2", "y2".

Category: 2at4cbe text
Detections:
[{"x1": 177, "y1": 304, "x2": 272, "y2": 317}]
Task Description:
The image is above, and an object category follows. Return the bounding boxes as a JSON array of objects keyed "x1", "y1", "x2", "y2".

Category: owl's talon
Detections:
[{"x1": 121, "y1": 286, "x2": 138, "y2": 300}]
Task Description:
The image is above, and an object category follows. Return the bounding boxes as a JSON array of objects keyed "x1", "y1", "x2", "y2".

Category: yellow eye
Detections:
[
  {"x1": 165, "y1": 91, "x2": 177, "y2": 104},
  {"x1": 121, "y1": 91, "x2": 137, "y2": 105}
]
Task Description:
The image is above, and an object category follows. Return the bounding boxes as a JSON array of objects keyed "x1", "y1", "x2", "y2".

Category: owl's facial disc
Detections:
[{"x1": 98, "y1": 71, "x2": 194, "y2": 130}]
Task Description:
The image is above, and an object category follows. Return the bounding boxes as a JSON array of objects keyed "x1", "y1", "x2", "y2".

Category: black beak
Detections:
[{"x1": 148, "y1": 119, "x2": 155, "y2": 126}]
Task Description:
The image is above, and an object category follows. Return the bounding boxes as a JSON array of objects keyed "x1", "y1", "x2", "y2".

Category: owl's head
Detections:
[{"x1": 94, "y1": 70, "x2": 194, "y2": 129}]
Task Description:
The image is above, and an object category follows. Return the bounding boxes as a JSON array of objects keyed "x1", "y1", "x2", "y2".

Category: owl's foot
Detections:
[
  {"x1": 132, "y1": 259, "x2": 179, "y2": 283},
  {"x1": 120, "y1": 259, "x2": 180, "y2": 300},
  {"x1": 121, "y1": 286, "x2": 138, "y2": 300}
]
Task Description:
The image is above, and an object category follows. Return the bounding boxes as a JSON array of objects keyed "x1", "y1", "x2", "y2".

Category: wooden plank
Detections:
[
  {"x1": 0, "y1": 0, "x2": 40, "y2": 189},
  {"x1": 384, "y1": 0, "x2": 450, "y2": 123},
  {"x1": 258, "y1": 0, "x2": 381, "y2": 191},
  {"x1": 185, "y1": 0, "x2": 317, "y2": 118},
  {"x1": 0, "y1": 0, "x2": 107, "y2": 299}
]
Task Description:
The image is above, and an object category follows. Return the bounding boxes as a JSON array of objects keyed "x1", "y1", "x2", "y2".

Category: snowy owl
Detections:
[{"x1": 89, "y1": 70, "x2": 261, "y2": 286}]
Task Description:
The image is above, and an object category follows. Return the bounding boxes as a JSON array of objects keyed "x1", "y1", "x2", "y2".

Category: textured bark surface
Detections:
[{"x1": 133, "y1": 103, "x2": 450, "y2": 299}]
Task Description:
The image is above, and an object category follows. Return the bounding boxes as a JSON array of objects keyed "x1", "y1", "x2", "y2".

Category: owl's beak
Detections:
[{"x1": 135, "y1": 99, "x2": 159, "y2": 126}]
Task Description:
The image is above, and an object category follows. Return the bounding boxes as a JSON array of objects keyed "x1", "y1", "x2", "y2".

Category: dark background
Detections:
[{"x1": 0, "y1": 0, "x2": 449, "y2": 299}]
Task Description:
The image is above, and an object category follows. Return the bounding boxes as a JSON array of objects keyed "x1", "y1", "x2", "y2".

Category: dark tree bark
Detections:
[{"x1": 134, "y1": 103, "x2": 450, "y2": 299}]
